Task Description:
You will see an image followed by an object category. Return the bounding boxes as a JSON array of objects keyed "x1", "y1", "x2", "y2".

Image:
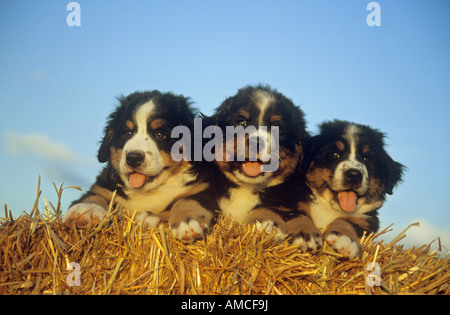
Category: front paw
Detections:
[
  {"x1": 287, "y1": 215, "x2": 322, "y2": 251},
  {"x1": 63, "y1": 203, "x2": 106, "y2": 229},
  {"x1": 324, "y1": 231, "x2": 361, "y2": 259},
  {"x1": 169, "y1": 199, "x2": 214, "y2": 242},
  {"x1": 135, "y1": 212, "x2": 161, "y2": 228},
  {"x1": 171, "y1": 218, "x2": 208, "y2": 242},
  {"x1": 292, "y1": 231, "x2": 323, "y2": 252},
  {"x1": 254, "y1": 220, "x2": 286, "y2": 239}
]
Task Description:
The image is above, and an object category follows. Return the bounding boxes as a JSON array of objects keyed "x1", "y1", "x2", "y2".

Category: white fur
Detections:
[
  {"x1": 309, "y1": 191, "x2": 379, "y2": 229},
  {"x1": 332, "y1": 124, "x2": 369, "y2": 195},
  {"x1": 254, "y1": 90, "x2": 275, "y2": 125},
  {"x1": 63, "y1": 203, "x2": 106, "y2": 228},
  {"x1": 325, "y1": 233, "x2": 360, "y2": 259},
  {"x1": 172, "y1": 220, "x2": 205, "y2": 241},
  {"x1": 293, "y1": 234, "x2": 322, "y2": 251},
  {"x1": 135, "y1": 212, "x2": 161, "y2": 227},
  {"x1": 309, "y1": 189, "x2": 343, "y2": 229},
  {"x1": 255, "y1": 220, "x2": 286, "y2": 239},
  {"x1": 119, "y1": 167, "x2": 198, "y2": 214},
  {"x1": 119, "y1": 100, "x2": 165, "y2": 188},
  {"x1": 219, "y1": 186, "x2": 260, "y2": 223}
]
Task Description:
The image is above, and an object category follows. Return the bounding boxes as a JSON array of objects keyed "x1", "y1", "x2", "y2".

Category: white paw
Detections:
[
  {"x1": 63, "y1": 203, "x2": 106, "y2": 229},
  {"x1": 255, "y1": 220, "x2": 286, "y2": 239},
  {"x1": 325, "y1": 233, "x2": 360, "y2": 259},
  {"x1": 135, "y1": 212, "x2": 161, "y2": 228},
  {"x1": 172, "y1": 220, "x2": 206, "y2": 242},
  {"x1": 293, "y1": 233, "x2": 322, "y2": 251}
]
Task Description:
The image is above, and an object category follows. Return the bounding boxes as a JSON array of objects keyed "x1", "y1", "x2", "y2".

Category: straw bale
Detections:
[{"x1": 1, "y1": 183, "x2": 448, "y2": 295}]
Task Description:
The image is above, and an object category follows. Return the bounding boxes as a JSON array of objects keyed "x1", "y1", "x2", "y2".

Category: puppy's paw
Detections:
[
  {"x1": 63, "y1": 203, "x2": 106, "y2": 230},
  {"x1": 169, "y1": 199, "x2": 214, "y2": 242},
  {"x1": 255, "y1": 220, "x2": 286, "y2": 239},
  {"x1": 287, "y1": 215, "x2": 322, "y2": 252},
  {"x1": 135, "y1": 212, "x2": 161, "y2": 228},
  {"x1": 172, "y1": 219, "x2": 207, "y2": 242},
  {"x1": 325, "y1": 232, "x2": 361, "y2": 259},
  {"x1": 292, "y1": 231, "x2": 323, "y2": 252}
]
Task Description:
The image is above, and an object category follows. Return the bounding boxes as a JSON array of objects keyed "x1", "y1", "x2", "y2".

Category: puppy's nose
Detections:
[
  {"x1": 344, "y1": 169, "x2": 363, "y2": 185},
  {"x1": 126, "y1": 151, "x2": 145, "y2": 168}
]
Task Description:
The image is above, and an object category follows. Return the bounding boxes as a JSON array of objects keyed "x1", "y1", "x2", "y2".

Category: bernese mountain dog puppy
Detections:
[
  {"x1": 208, "y1": 85, "x2": 309, "y2": 234},
  {"x1": 63, "y1": 91, "x2": 216, "y2": 241},
  {"x1": 289, "y1": 120, "x2": 404, "y2": 258}
]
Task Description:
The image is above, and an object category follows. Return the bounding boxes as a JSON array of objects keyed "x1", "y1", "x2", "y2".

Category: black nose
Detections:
[
  {"x1": 126, "y1": 151, "x2": 145, "y2": 168},
  {"x1": 344, "y1": 169, "x2": 363, "y2": 185}
]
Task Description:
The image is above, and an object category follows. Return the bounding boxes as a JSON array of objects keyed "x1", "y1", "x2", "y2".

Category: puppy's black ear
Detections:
[
  {"x1": 98, "y1": 129, "x2": 113, "y2": 163},
  {"x1": 97, "y1": 95, "x2": 127, "y2": 163},
  {"x1": 384, "y1": 158, "x2": 405, "y2": 195}
]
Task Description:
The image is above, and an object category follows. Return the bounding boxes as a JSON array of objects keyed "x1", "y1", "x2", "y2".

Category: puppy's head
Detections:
[
  {"x1": 98, "y1": 91, "x2": 196, "y2": 191},
  {"x1": 306, "y1": 120, "x2": 404, "y2": 214},
  {"x1": 212, "y1": 85, "x2": 308, "y2": 187}
]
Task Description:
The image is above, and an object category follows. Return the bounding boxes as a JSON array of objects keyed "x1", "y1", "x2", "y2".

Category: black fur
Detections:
[{"x1": 208, "y1": 84, "x2": 309, "y2": 228}]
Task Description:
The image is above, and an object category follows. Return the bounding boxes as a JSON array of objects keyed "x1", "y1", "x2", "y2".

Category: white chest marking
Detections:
[
  {"x1": 119, "y1": 169, "x2": 197, "y2": 214},
  {"x1": 219, "y1": 186, "x2": 260, "y2": 223}
]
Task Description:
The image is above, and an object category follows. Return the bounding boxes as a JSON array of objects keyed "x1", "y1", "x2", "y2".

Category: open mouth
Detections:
[
  {"x1": 240, "y1": 161, "x2": 263, "y2": 177},
  {"x1": 127, "y1": 167, "x2": 168, "y2": 188},
  {"x1": 128, "y1": 172, "x2": 152, "y2": 188},
  {"x1": 332, "y1": 189, "x2": 358, "y2": 213},
  {"x1": 239, "y1": 158, "x2": 276, "y2": 177}
]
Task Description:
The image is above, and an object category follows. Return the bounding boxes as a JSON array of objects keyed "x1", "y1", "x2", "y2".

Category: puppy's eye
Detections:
[
  {"x1": 329, "y1": 152, "x2": 340, "y2": 160},
  {"x1": 237, "y1": 120, "x2": 247, "y2": 128},
  {"x1": 155, "y1": 131, "x2": 167, "y2": 140},
  {"x1": 362, "y1": 154, "x2": 371, "y2": 163}
]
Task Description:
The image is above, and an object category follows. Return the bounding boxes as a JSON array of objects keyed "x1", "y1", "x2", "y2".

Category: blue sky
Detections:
[{"x1": 1, "y1": 0, "x2": 449, "y2": 250}]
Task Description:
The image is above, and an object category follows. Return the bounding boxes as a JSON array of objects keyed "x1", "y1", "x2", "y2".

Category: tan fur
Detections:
[
  {"x1": 246, "y1": 207, "x2": 288, "y2": 233},
  {"x1": 169, "y1": 199, "x2": 214, "y2": 229},
  {"x1": 324, "y1": 218, "x2": 360, "y2": 246},
  {"x1": 336, "y1": 141, "x2": 345, "y2": 152},
  {"x1": 306, "y1": 166, "x2": 332, "y2": 192},
  {"x1": 286, "y1": 215, "x2": 320, "y2": 238},
  {"x1": 150, "y1": 119, "x2": 164, "y2": 130},
  {"x1": 125, "y1": 120, "x2": 135, "y2": 130},
  {"x1": 110, "y1": 147, "x2": 122, "y2": 170}
]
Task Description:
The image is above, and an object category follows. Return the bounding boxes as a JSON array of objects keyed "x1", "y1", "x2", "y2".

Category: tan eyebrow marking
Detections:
[
  {"x1": 270, "y1": 115, "x2": 281, "y2": 123},
  {"x1": 238, "y1": 109, "x2": 250, "y2": 119},
  {"x1": 150, "y1": 119, "x2": 164, "y2": 130},
  {"x1": 336, "y1": 141, "x2": 345, "y2": 152},
  {"x1": 125, "y1": 120, "x2": 135, "y2": 130}
]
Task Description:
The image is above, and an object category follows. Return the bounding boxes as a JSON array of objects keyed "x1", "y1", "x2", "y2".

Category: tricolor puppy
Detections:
[
  {"x1": 64, "y1": 91, "x2": 215, "y2": 241},
  {"x1": 290, "y1": 120, "x2": 404, "y2": 258},
  {"x1": 209, "y1": 85, "x2": 308, "y2": 234}
]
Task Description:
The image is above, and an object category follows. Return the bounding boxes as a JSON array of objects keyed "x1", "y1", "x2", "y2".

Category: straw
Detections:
[{"x1": 0, "y1": 179, "x2": 448, "y2": 295}]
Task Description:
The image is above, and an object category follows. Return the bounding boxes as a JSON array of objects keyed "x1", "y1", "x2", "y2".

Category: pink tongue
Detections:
[
  {"x1": 129, "y1": 172, "x2": 146, "y2": 188},
  {"x1": 338, "y1": 191, "x2": 357, "y2": 212},
  {"x1": 242, "y1": 162, "x2": 262, "y2": 177}
]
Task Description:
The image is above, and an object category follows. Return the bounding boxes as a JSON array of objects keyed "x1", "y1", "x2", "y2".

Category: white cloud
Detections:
[
  {"x1": 401, "y1": 220, "x2": 450, "y2": 250},
  {"x1": 3, "y1": 131, "x2": 97, "y2": 187},
  {"x1": 381, "y1": 219, "x2": 450, "y2": 253},
  {"x1": 5, "y1": 131, "x2": 77, "y2": 162}
]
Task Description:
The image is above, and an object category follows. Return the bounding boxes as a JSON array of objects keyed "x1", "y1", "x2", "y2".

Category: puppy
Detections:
[
  {"x1": 63, "y1": 91, "x2": 216, "y2": 241},
  {"x1": 289, "y1": 120, "x2": 404, "y2": 258},
  {"x1": 208, "y1": 85, "x2": 309, "y2": 234}
]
